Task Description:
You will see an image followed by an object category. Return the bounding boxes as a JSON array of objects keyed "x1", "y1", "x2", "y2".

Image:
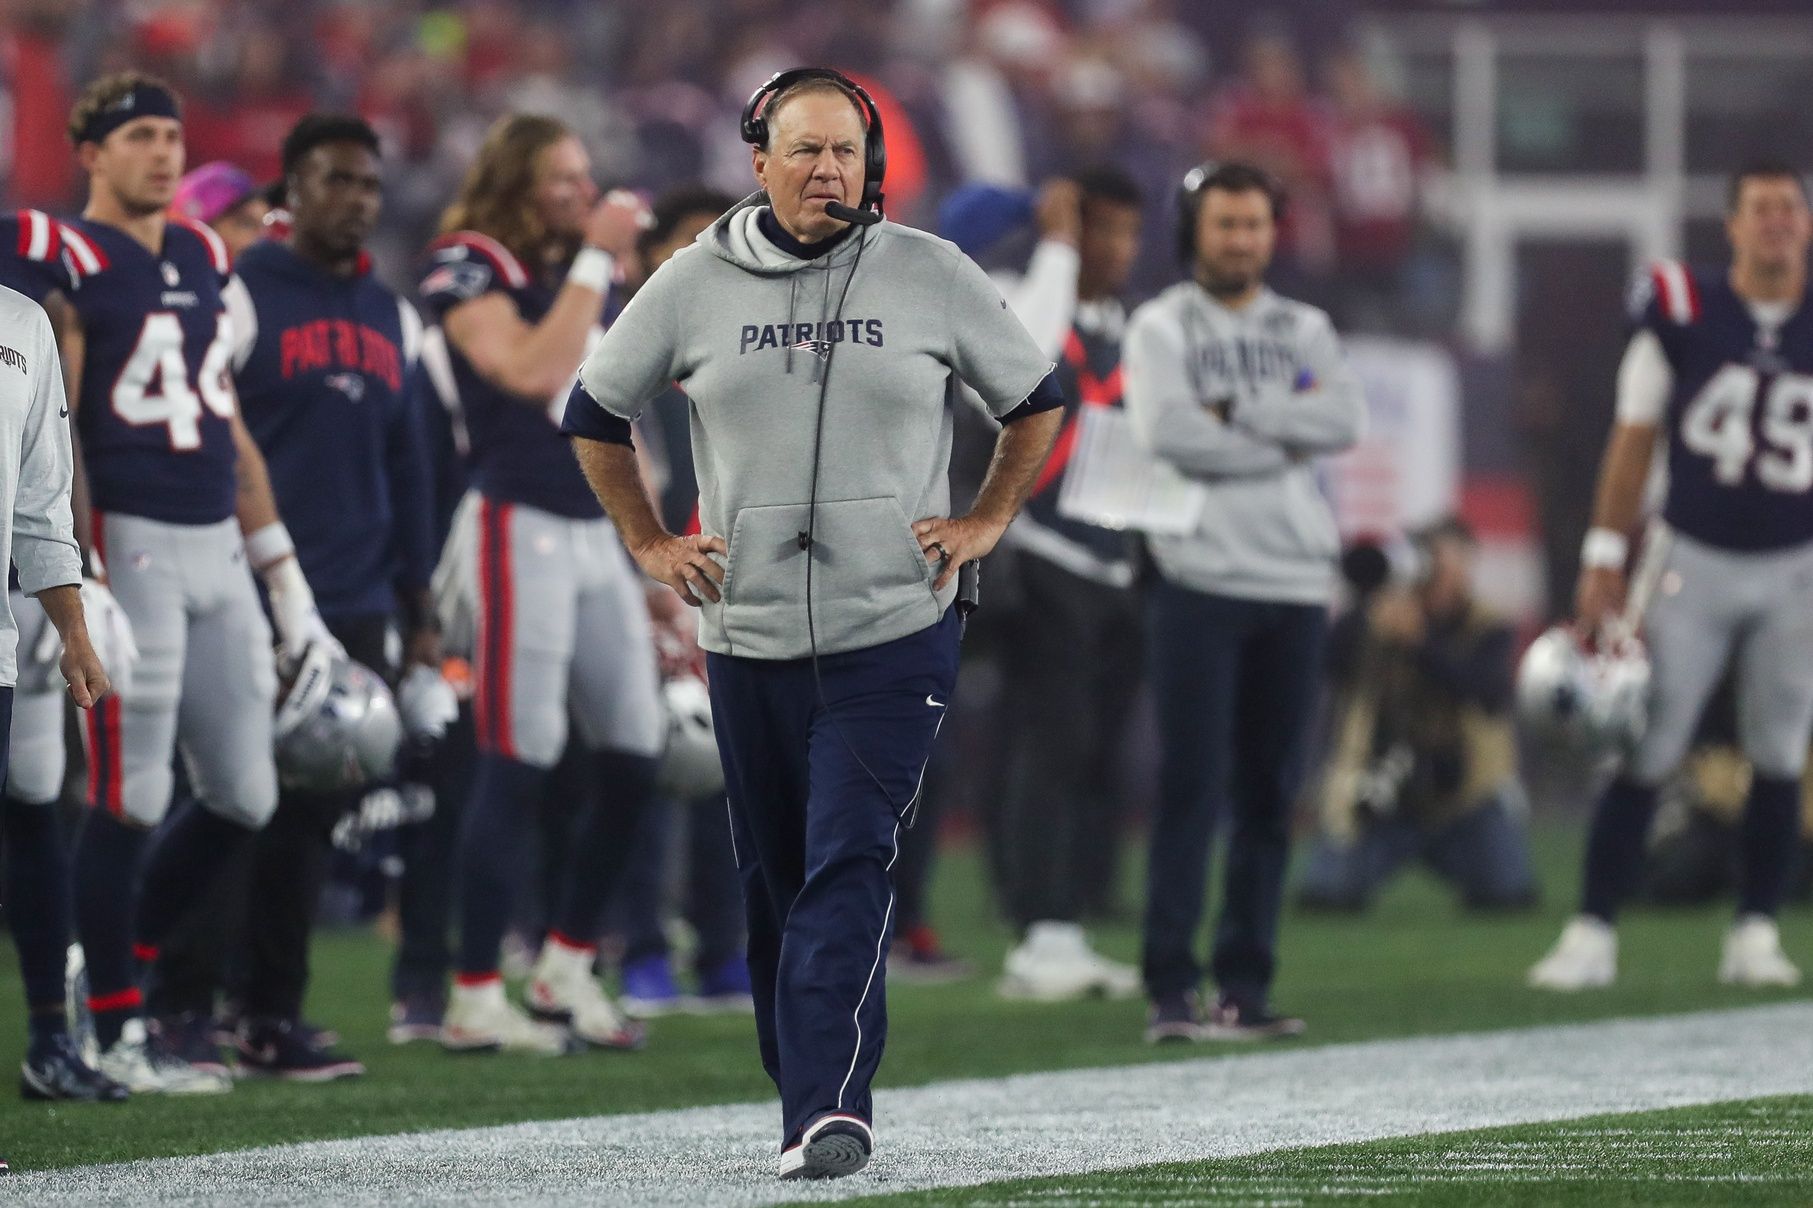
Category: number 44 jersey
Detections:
[
  {"x1": 1636, "y1": 260, "x2": 1813, "y2": 552},
  {"x1": 63, "y1": 215, "x2": 239, "y2": 525}
]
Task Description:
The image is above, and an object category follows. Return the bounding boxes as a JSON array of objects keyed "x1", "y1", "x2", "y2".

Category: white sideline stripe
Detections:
[{"x1": 15, "y1": 1002, "x2": 1813, "y2": 1206}]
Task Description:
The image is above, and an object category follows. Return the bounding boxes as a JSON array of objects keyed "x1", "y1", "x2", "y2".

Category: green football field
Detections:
[
  {"x1": 0, "y1": 822, "x2": 1807, "y2": 1202},
  {"x1": 843, "y1": 1096, "x2": 1813, "y2": 1206}
]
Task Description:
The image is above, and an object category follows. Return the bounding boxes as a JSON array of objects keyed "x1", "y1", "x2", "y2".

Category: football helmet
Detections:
[
  {"x1": 657, "y1": 676, "x2": 723, "y2": 800},
  {"x1": 274, "y1": 652, "x2": 403, "y2": 792},
  {"x1": 1515, "y1": 625, "x2": 1650, "y2": 755}
]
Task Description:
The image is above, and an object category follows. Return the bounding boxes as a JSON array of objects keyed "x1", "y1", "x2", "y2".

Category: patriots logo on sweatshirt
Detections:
[
  {"x1": 325, "y1": 372, "x2": 367, "y2": 402},
  {"x1": 790, "y1": 338, "x2": 833, "y2": 362}
]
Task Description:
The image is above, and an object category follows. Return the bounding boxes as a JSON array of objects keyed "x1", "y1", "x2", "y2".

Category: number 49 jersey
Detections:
[
  {"x1": 64, "y1": 215, "x2": 239, "y2": 525},
  {"x1": 1639, "y1": 261, "x2": 1813, "y2": 552}
]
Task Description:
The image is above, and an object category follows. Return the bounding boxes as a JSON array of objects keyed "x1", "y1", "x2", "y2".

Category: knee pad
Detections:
[
  {"x1": 6, "y1": 713, "x2": 66, "y2": 806},
  {"x1": 202, "y1": 761, "x2": 279, "y2": 830}
]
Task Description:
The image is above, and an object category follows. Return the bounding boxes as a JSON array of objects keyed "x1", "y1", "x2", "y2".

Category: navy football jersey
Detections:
[
  {"x1": 1639, "y1": 261, "x2": 1813, "y2": 551},
  {"x1": 228, "y1": 239, "x2": 435, "y2": 620},
  {"x1": 0, "y1": 209, "x2": 104, "y2": 303},
  {"x1": 64, "y1": 216, "x2": 239, "y2": 525},
  {"x1": 417, "y1": 231, "x2": 604, "y2": 518}
]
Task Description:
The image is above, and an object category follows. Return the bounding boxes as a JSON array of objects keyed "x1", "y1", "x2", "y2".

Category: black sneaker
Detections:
[
  {"x1": 1143, "y1": 990, "x2": 1205, "y2": 1044},
  {"x1": 779, "y1": 1113, "x2": 873, "y2": 1180},
  {"x1": 387, "y1": 993, "x2": 445, "y2": 1045},
  {"x1": 236, "y1": 1018, "x2": 365, "y2": 1082},
  {"x1": 21, "y1": 1032, "x2": 129, "y2": 1102},
  {"x1": 152, "y1": 1012, "x2": 232, "y2": 1080},
  {"x1": 216, "y1": 1003, "x2": 340, "y2": 1051},
  {"x1": 1201, "y1": 995, "x2": 1306, "y2": 1041}
]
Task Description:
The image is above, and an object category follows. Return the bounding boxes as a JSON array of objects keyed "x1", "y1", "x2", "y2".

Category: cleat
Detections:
[
  {"x1": 888, "y1": 926, "x2": 975, "y2": 986},
  {"x1": 1143, "y1": 990, "x2": 1205, "y2": 1044},
  {"x1": 236, "y1": 1018, "x2": 365, "y2": 1082},
  {"x1": 997, "y1": 921, "x2": 1139, "y2": 1002},
  {"x1": 688, "y1": 957, "x2": 756, "y2": 1015},
  {"x1": 1199, "y1": 995, "x2": 1306, "y2": 1041},
  {"x1": 527, "y1": 942, "x2": 646, "y2": 1050},
  {"x1": 20, "y1": 1032, "x2": 129, "y2": 1102},
  {"x1": 1529, "y1": 915, "x2": 1618, "y2": 991},
  {"x1": 441, "y1": 979, "x2": 571, "y2": 1055},
  {"x1": 215, "y1": 1003, "x2": 339, "y2": 1050},
  {"x1": 152, "y1": 1012, "x2": 232, "y2": 1081},
  {"x1": 387, "y1": 994, "x2": 446, "y2": 1045},
  {"x1": 96, "y1": 1019, "x2": 231, "y2": 1095},
  {"x1": 779, "y1": 1113, "x2": 873, "y2": 1181},
  {"x1": 1719, "y1": 915, "x2": 1802, "y2": 988},
  {"x1": 619, "y1": 955, "x2": 683, "y2": 1019}
]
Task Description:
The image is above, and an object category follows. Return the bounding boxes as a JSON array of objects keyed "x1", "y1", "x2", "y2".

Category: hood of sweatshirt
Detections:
[
  {"x1": 700, "y1": 191, "x2": 865, "y2": 275},
  {"x1": 701, "y1": 191, "x2": 865, "y2": 379}
]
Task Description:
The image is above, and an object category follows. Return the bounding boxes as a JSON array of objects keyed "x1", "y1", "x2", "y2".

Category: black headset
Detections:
[
  {"x1": 1174, "y1": 161, "x2": 1287, "y2": 266},
  {"x1": 740, "y1": 67, "x2": 888, "y2": 216}
]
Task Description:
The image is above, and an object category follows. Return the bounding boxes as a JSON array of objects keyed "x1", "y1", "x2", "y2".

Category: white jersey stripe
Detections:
[
  {"x1": 1654, "y1": 260, "x2": 1694, "y2": 325},
  {"x1": 23, "y1": 210, "x2": 51, "y2": 261},
  {"x1": 175, "y1": 215, "x2": 232, "y2": 276},
  {"x1": 59, "y1": 226, "x2": 104, "y2": 278}
]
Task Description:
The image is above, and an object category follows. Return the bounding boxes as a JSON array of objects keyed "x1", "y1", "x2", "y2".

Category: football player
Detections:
[
  {"x1": 36, "y1": 72, "x2": 338, "y2": 1092},
  {"x1": 418, "y1": 114, "x2": 660, "y2": 1052},
  {"x1": 145, "y1": 114, "x2": 437, "y2": 1080},
  {"x1": 1531, "y1": 161, "x2": 1813, "y2": 990}
]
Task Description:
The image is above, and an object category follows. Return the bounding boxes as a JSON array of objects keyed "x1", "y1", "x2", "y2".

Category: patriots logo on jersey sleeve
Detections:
[{"x1": 421, "y1": 260, "x2": 491, "y2": 302}]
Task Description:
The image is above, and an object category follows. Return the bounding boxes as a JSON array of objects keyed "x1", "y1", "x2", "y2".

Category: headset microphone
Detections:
[{"x1": 825, "y1": 200, "x2": 880, "y2": 226}]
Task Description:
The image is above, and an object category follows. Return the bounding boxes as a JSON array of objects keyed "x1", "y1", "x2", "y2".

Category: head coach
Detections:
[{"x1": 561, "y1": 68, "x2": 1063, "y2": 1180}]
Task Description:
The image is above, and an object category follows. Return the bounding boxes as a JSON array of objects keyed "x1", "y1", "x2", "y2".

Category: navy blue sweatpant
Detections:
[
  {"x1": 1142, "y1": 582, "x2": 1325, "y2": 1008},
  {"x1": 708, "y1": 608, "x2": 960, "y2": 1149}
]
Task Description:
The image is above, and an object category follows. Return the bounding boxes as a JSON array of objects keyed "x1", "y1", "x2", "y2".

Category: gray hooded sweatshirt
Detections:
[
  {"x1": 573, "y1": 196, "x2": 1051, "y2": 660},
  {"x1": 1123, "y1": 282, "x2": 1365, "y2": 605}
]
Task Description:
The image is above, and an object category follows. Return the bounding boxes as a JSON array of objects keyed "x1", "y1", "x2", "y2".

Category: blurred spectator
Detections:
[
  {"x1": 1298, "y1": 518, "x2": 1539, "y2": 913},
  {"x1": 1319, "y1": 45, "x2": 1438, "y2": 333},
  {"x1": 1204, "y1": 26, "x2": 1334, "y2": 281},
  {"x1": 183, "y1": 28, "x2": 312, "y2": 182},
  {"x1": 1639, "y1": 688, "x2": 1813, "y2": 908},
  {"x1": 170, "y1": 161, "x2": 267, "y2": 259}
]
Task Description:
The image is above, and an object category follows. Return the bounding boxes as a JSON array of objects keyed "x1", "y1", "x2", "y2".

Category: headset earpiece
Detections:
[
  {"x1": 1173, "y1": 161, "x2": 1288, "y2": 268},
  {"x1": 741, "y1": 67, "x2": 888, "y2": 215}
]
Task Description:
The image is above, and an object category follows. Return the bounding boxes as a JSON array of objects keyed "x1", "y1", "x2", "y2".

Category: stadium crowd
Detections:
[{"x1": 5, "y1": 0, "x2": 1445, "y2": 328}]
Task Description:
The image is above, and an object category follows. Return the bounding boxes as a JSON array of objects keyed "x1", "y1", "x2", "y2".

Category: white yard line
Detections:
[{"x1": 14, "y1": 1002, "x2": 1812, "y2": 1207}]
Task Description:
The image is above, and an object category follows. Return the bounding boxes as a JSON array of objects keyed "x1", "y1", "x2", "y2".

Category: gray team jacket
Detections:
[
  {"x1": 1123, "y1": 282, "x2": 1365, "y2": 605},
  {"x1": 574, "y1": 195, "x2": 1051, "y2": 660},
  {"x1": 0, "y1": 287, "x2": 83, "y2": 685}
]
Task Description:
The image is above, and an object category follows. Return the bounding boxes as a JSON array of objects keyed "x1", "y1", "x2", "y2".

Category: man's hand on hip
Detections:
[
  {"x1": 913, "y1": 514, "x2": 1006, "y2": 591},
  {"x1": 634, "y1": 532, "x2": 728, "y2": 607}
]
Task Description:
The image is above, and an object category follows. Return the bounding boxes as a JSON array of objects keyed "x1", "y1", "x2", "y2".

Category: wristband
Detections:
[
  {"x1": 1581, "y1": 527, "x2": 1628, "y2": 570},
  {"x1": 569, "y1": 246, "x2": 615, "y2": 294},
  {"x1": 245, "y1": 522, "x2": 296, "y2": 570}
]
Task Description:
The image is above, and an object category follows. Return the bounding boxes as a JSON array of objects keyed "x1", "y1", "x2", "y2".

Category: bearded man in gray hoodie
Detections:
[
  {"x1": 562, "y1": 69, "x2": 1063, "y2": 1181},
  {"x1": 1127, "y1": 162, "x2": 1365, "y2": 1045}
]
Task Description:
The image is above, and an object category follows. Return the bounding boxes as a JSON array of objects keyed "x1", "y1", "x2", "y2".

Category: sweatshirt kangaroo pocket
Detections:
[{"x1": 720, "y1": 496, "x2": 937, "y2": 656}]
